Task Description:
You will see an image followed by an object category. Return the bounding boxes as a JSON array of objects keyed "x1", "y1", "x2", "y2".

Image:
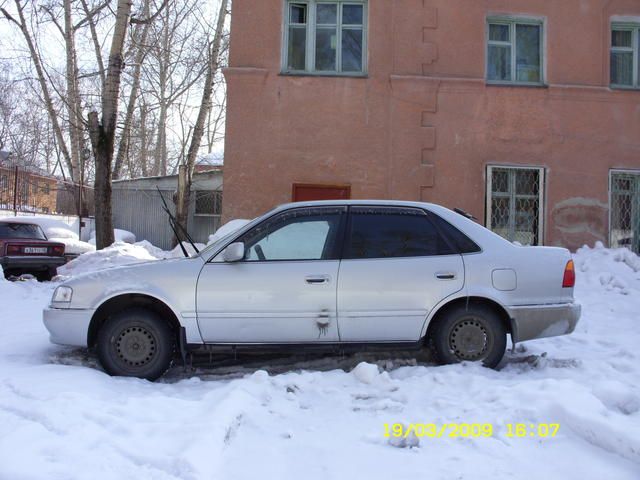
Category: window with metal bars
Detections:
[
  {"x1": 610, "y1": 171, "x2": 640, "y2": 253},
  {"x1": 194, "y1": 190, "x2": 223, "y2": 216},
  {"x1": 486, "y1": 166, "x2": 544, "y2": 246}
]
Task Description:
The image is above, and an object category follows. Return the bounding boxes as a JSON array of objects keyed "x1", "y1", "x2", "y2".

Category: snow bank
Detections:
[
  {"x1": 573, "y1": 242, "x2": 640, "y2": 296},
  {"x1": 88, "y1": 228, "x2": 136, "y2": 245},
  {"x1": 0, "y1": 245, "x2": 639, "y2": 479},
  {"x1": 56, "y1": 241, "x2": 162, "y2": 277}
]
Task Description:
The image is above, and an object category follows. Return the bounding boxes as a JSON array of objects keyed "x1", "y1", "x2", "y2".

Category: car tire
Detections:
[
  {"x1": 97, "y1": 308, "x2": 175, "y2": 380},
  {"x1": 430, "y1": 304, "x2": 507, "y2": 368},
  {"x1": 37, "y1": 268, "x2": 56, "y2": 282}
]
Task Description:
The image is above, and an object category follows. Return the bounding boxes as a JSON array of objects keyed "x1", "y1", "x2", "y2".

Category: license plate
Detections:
[{"x1": 24, "y1": 247, "x2": 48, "y2": 254}]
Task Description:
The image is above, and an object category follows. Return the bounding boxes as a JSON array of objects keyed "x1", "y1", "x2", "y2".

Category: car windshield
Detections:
[{"x1": 0, "y1": 223, "x2": 47, "y2": 240}]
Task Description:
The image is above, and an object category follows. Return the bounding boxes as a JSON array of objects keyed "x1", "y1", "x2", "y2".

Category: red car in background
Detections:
[{"x1": 0, "y1": 220, "x2": 66, "y2": 281}]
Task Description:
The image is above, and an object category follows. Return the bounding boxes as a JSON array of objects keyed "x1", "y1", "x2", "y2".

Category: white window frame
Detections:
[
  {"x1": 485, "y1": 165, "x2": 545, "y2": 246},
  {"x1": 486, "y1": 16, "x2": 546, "y2": 86},
  {"x1": 610, "y1": 23, "x2": 640, "y2": 89},
  {"x1": 282, "y1": 0, "x2": 368, "y2": 76}
]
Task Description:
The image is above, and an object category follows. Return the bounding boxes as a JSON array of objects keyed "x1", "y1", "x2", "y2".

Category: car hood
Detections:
[{"x1": 57, "y1": 255, "x2": 205, "y2": 310}]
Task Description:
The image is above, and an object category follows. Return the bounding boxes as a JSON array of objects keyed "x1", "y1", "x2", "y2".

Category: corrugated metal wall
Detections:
[
  {"x1": 111, "y1": 172, "x2": 223, "y2": 250},
  {"x1": 111, "y1": 188, "x2": 221, "y2": 250},
  {"x1": 112, "y1": 189, "x2": 175, "y2": 249}
]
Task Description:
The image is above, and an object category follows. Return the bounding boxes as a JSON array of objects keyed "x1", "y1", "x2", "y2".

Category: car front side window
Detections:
[{"x1": 239, "y1": 207, "x2": 344, "y2": 261}]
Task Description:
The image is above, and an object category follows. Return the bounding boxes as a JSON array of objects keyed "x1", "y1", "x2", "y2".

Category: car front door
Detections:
[
  {"x1": 196, "y1": 206, "x2": 346, "y2": 343},
  {"x1": 337, "y1": 206, "x2": 465, "y2": 342}
]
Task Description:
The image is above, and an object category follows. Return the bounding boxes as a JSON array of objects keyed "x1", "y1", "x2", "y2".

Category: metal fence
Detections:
[{"x1": 610, "y1": 171, "x2": 640, "y2": 254}]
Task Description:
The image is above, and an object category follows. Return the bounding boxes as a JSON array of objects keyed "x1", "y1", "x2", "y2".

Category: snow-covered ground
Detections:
[{"x1": 0, "y1": 243, "x2": 639, "y2": 479}]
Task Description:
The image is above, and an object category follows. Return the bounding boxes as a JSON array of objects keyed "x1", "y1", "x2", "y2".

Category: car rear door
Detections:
[
  {"x1": 336, "y1": 206, "x2": 464, "y2": 342},
  {"x1": 196, "y1": 206, "x2": 346, "y2": 343}
]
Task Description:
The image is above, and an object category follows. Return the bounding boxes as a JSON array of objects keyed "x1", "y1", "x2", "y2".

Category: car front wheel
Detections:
[
  {"x1": 96, "y1": 308, "x2": 175, "y2": 380},
  {"x1": 431, "y1": 304, "x2": 507, "y2": 368}
]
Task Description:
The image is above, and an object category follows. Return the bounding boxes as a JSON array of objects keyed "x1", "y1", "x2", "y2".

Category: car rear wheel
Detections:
[
  {"x1": 97, "y1": 308, "x2": 175, "y2": 380},
  {"x1": 430, "y1": 304, "x2": 506, "y2": 368}
]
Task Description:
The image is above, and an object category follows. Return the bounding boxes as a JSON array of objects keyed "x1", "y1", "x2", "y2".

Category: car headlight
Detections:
[{"x1": 52, "y1": 286, "x2": 73, "y2": 304}]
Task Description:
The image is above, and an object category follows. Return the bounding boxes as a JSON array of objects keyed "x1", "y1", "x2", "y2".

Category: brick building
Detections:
[
  {"x1": 0, "y1": 161, "x2": 57, "y2": 214},
  {"x1": 222, "y1": 0, "x2": 640, "y2": 252}
]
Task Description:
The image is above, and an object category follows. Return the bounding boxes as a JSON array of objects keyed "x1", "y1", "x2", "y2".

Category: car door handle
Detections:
[
  {"x1": 305, "y1": 275, "x2": 330, "y2": 284},
  {"x1": 436, "y1": 272, "x2": 456, "y2": 280}
]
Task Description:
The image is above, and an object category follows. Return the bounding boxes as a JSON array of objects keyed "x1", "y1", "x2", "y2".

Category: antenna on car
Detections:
[
  {"x1": 156, "y1": 187, "x2": 200, "y2": 257},
  {"x1": 454, "y1": 208, "x2": 478, "y2": 221}
]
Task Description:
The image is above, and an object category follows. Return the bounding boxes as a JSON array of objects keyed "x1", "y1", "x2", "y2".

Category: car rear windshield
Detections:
[
  {"x1": 427, "y1": 213, "x2": 481, "y2": 254},
  {"x1": 0, "y1": 223, "x2": 47, "y2": 240}
]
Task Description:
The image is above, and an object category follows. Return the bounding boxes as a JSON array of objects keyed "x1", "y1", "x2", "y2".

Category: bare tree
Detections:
[
  {"x1": 112, "y1": 0, "x2": 151, "y2": 180},
  {"x1": 175, "y1": 0, "x2": 228, "y2": 235},
  {"x1": 2, "y1": 0, "x2": 76, "y2": 179},
  {"x1": 88, "y1": 0, "x2": 134, "y2": 249}
]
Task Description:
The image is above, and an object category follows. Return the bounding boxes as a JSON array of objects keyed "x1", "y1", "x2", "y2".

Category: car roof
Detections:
[{"x1": 274, "y1": 199, "x2": 439, "y2": 210}]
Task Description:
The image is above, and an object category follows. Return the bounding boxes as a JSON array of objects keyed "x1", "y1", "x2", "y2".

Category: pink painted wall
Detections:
[{"x1": 222, "y1": 0, "x2": 640, "y2": 250}]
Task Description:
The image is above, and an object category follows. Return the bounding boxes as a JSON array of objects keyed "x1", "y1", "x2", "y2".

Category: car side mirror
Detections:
[{"x1": 222, "y1": 242, "x2": 245, "y2": 262}]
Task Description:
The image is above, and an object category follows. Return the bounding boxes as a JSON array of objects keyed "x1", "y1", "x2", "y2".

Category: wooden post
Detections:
[{"x1": 174, "y1": 164, "x2": 188, "y2": 247}]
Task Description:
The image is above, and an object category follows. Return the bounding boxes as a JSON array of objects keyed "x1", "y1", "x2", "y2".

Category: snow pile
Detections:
[
  {"x1": 3, "y1": 216, "x2": 95, "y2": 255},
  {"x1": 573, "y1": 242, "x2": 640, "y2": 296},
  {"x1": 56, "y1": 241, "x2": 162, "y2": 277},
  {"x1": 89, "y1": 228, "x2": 136, "y2": 245},
  {"x1": 207, "y1": 219, "x2": 251, "y2": 245},
  {"x1": 0, "y1": 245, "x2": 639, "y2": 479}
]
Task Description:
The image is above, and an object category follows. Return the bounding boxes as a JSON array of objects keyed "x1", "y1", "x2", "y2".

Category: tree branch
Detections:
[
  {"x1": 130, "y1": 0, "x2": 167, "y2": 24},
  {"x1": 74, "y1": 0, "x2": 110, "y2": 30}
]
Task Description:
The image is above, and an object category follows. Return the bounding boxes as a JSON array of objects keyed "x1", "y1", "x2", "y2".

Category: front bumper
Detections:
[
  {"x1": 43, "y1": 307, "x2": 94, "y2": 347},
  {"x1": 507, "y1": 302, "x2": 581, "y2": 343},
  {"x1": 1, "y1": 256, "x2": 66, "y2": 271}
]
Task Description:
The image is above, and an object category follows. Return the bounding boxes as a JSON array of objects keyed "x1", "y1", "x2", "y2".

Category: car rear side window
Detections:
[
  {"x1": 427, "y1": 213, "x2": 481, "y2": 254},
  {"x1": 345, "y1": 207, "x2": 456, "y2": 259}
]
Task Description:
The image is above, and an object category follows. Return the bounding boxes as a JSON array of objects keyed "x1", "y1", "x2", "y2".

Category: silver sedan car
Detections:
[{"x1": 44, "y1": 200, "x2": 581, "y2": 380}]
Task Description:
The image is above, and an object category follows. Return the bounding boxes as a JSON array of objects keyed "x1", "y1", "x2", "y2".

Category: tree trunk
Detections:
[
  {"x1": 113, "y1": 0, "x2": 151, "y2": 180},
  {"x1": 175, "y1": 0, "x2": 228, "y2": 234},
  {"x1": 80, "y1": 0, "x2": 106, "y2": 94},
  {"x1": 88, "y1": 0, "x2": 134, "y2": 250},
  {"x1": 63, "y1": 0, "x2": 82, "y2": 183}
]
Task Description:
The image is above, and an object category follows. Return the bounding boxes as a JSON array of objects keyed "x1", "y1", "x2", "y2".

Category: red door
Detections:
[{"x1": 292, "y1": 183, "x2": 351, "y2": 202}]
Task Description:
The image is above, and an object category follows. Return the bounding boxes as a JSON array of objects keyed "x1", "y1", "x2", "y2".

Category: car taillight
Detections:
[
  {"x1": 51, "y1": 245, "x2": 65, "y2": 256},
  {"x1": 562, "y1": 260, "x2": 575, "y2": 288},
  {"x1": 6, "y1": 244, "x2": 21, "y2": 255}
]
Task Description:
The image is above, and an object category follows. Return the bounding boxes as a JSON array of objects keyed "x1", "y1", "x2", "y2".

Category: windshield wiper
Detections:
[{"x1": 157, "y1": 187, "x2": 200, "y2": 258}]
